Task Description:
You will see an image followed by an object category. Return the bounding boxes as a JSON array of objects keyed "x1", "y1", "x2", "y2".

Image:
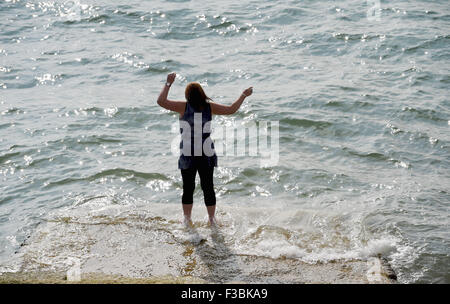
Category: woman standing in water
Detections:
[{"x1": 157, "y1": 72, "x2": 253, "y2": 226}]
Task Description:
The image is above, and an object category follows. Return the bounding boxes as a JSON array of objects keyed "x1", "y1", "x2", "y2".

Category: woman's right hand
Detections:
[
  {"x1": 242, "y1": 87, "x2": 253, "y2": 97},
  {"x1": 166, "y1": 72, "x2": 176, "y2": 85}
]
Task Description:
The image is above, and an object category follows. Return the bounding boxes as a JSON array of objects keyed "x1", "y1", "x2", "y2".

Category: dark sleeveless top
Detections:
[{"x1": 178, "y1": 102, "x2": 217, "y2": 169}]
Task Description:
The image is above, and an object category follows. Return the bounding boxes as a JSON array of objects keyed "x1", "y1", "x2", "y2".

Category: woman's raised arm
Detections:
[
  {"x1": 157, "y1": 72, "x2": 186, "y2": 114},
  {"x1": 210, "y1": 87, "x2": 253, "y2": 115}
]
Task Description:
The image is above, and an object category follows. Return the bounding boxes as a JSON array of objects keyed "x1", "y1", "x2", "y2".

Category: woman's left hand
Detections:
[{"x1": 242, "y1": 87, "x2": 253, "y2": 97}]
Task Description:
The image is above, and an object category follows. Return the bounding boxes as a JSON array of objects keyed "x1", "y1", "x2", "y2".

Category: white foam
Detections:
[
  {"x1": 358, "y1": 238, "x2": 398, "y2": 258},
  {"x1": 254, "y1": 239, "x2": 306, "y2": 260}
]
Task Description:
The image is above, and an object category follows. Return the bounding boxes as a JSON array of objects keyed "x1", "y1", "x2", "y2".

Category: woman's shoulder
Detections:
[{"x1": 179, "y1": 102, "x2": 189, "y2": 119}]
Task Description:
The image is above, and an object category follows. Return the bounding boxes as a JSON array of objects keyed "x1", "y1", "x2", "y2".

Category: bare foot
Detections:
[
  {"x1": 183, "y1": 216, "x2": 193, "y2": 228},
  {"x1": 208, "y1": 217, "x2": 219, "y2": 227}
]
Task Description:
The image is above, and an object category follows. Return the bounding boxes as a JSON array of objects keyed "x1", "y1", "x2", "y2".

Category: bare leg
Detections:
[
  {"x1": 206, "y1": 205, "x2": 216, "y2": 225},
  {"x1": 183, "y1": 204, "x2": 193, "y2": 226}
]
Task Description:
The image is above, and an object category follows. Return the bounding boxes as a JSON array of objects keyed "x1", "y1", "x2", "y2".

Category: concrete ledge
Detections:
[
  {"x1": 0, "y1": 254, "x2": 396, "y2": 284},
  {"x1": 0, "y1": 212, "x2": 396, "y2": 284}
]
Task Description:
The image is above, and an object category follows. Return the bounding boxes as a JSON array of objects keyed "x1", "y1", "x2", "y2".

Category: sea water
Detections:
[{"x1": 0, "y1": 0, "x2": 449, "y2": 283}]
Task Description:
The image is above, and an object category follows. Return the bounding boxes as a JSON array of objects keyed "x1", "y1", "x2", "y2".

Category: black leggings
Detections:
[{"x1": 181, "y1": 161, "x2": 216, "y2": 206}]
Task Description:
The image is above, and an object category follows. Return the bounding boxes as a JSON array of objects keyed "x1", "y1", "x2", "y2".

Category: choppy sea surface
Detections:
[{"x1": 0, "y1": 0, "x2": 449, "y2": 283}]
